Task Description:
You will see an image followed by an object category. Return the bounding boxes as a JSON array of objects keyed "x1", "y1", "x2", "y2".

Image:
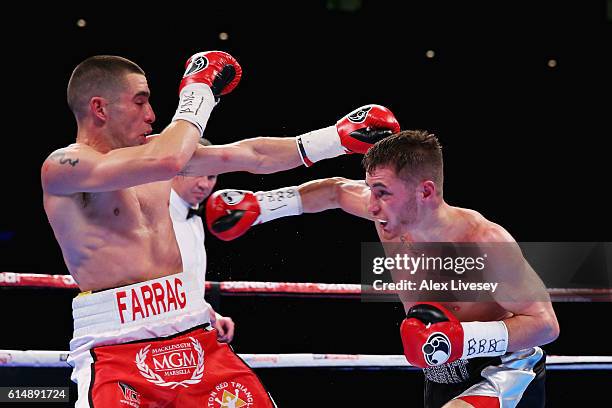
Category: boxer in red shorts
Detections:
[{"x1": 42, "y1": 51, "x2": 400, "y2": 407}]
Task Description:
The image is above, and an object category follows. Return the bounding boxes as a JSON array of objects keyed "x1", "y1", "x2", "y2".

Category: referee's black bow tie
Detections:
[{"x1": 187, "y1": 205, "x2": 204, "y2": 219}]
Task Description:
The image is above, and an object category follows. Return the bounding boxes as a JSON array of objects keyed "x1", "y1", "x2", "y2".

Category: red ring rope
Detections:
[{"x1": 1, "y1": 272, "x2": 610, "y2": 301}]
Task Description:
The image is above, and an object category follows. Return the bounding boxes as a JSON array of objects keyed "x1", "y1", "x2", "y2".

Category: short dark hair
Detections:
[
  {"x1": 362, "y1": 130, "x2": 444, "y2": 194},
  {"x1": 67, "y1": 55, "x2": 145, "y2": 119}
]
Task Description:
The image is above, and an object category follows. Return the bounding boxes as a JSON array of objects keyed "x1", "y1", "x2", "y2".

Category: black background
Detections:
[{"x1": 1, "y1": 1, "x2": 611, "y2": 406}]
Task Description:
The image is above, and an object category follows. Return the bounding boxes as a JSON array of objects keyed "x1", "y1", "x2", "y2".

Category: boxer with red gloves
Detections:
[
  {"x1": 49, "y1": 51, "x2": 292, "y2": 408},
  {"x1": 205, "y1": 130, "x2": 558, "y2": 408}
]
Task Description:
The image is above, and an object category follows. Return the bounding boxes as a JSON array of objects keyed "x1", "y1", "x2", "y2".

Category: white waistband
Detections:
[{"x1": 72, "y1": 272, "x2": 209, "y2": 339}]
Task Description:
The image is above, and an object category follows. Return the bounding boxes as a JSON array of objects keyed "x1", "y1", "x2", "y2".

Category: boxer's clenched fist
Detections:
[{"x1": 296, "y1": 104, "x2": 400, "y2": 166}]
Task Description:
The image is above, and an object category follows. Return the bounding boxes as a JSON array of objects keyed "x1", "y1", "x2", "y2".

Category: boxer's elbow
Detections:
[
  {"x1": 156, "y1": 155, "x2": 186, "y2": 179},
  {"x1": 540, "y1": 310, "x2": 560, "y2": 345},
  {"x1": 142, "y1": 142, "x2": 192, "y2": 179},
  {"x1": 547, "y1": 317, "x2": 560, "y2": 344}
]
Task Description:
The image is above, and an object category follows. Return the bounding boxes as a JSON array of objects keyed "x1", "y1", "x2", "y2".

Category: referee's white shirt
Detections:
[{"x1": 169, "y1": 188, "x2": 207, "y2": 293}]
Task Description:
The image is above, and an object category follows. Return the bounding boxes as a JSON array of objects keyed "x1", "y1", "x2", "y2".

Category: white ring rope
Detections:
[{"x1": 1, "y1": 350, "x2": 611, "y2": 370}]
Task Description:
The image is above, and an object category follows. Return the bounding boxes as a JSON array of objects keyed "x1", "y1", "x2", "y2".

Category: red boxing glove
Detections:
[
  {"x1": 205, "y1": 187, "x2": 303, "y2": 241},
  {"x1": 296, "y1": 104, "x2": 400, "y2": 166},
  {"x1": 179, "y1": 51, "x2": 242, "y2": 98},
  {"x1": 400, "y1": 303, "x2": 508, "y2": 368},
  {"x1": 336, "y1": 104, "x2": 401, "y2": 154},
  {"x1": 401, "y1": 303, "x2": 464, "y2": 368},
  {"x1": 172, "y1": 51, "x2": 242, "y2": 136},
  {"x1": 205, "y1": 190, "x2": 261, "y2": 241}
]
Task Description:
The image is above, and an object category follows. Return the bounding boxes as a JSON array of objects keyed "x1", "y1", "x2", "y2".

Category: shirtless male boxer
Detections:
[
  {"x1": 41, "y1": 51, "x2": 400, "y2": 407},
  {"x1": 206, "y1": 130, "x2": 560, "y2": 408}
]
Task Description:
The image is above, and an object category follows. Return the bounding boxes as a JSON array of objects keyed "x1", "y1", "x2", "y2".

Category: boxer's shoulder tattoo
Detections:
[{"x1": 49, "y1": 151, "x2": 79, "y2": 167}]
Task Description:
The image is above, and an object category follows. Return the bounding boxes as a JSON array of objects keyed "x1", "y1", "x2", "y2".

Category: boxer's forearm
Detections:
[
  {"x1": 298, "y1": 177, "x2": 373, "y2": 220},
  {"x1": 503, "y1": 306, "x2": 560, "y2": 351},
  {"x1": 236, "y1": 137, "x2": 303, "y2": 173},
  {"x1": 183, "y1": 137, "x2": 301, "y2": 176},
  {"x1": 297, "y1": 178, "x2": 342, "y2": 213}
]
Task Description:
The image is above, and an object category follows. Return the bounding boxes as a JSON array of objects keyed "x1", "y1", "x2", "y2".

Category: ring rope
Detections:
[
  {"x1": 1, "y1": 350, "x2": 611, "y2": 370},
  {"x1": 1, "y1": 272, "x2": 611, "y2": 302}
]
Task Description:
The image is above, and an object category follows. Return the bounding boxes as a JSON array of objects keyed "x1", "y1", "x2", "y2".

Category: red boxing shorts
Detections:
[
  {"x1": 68, "y1": 272, "x2": 275, "y2": 407},
  {"x1": 89, "y1": 325, "x2": 275, "y2": 407}
]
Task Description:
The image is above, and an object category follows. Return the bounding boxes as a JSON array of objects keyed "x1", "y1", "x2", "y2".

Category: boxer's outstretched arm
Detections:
[
  {"x1": 181, "y1": 104, "x2": 401, "y2": 176},
  {"x1": 181, "y1": 137, "x2": 302, "y2": 176},
  {"x1": 205, "y1": 177, "x2": 372, "y2": 241},
  {"x1": 298, "y1": 177, "x2": 373, "y2": 220}
]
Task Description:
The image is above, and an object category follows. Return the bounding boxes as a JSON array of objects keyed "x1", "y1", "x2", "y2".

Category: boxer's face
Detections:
[
  {"x1": 107, "y1": 73, "x2": 155, "y2": 147},
  {"x1": 172, "y1": 174, "x2": 218, "y2": 207},
  {"x1": 366, "y1": 166, "x2": 415, "y2": 239}
]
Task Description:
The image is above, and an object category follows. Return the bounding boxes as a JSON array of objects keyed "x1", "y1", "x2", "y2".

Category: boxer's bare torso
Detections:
[
  {"x1": 43, "y1": 146, "x2": 182, "y2": 292},
  {"x1": 41, "y1": 129, "x2": 182, "y2": 291},
  {"x1": 375, "y1": 207, "x2": 513, "y2": 322}
]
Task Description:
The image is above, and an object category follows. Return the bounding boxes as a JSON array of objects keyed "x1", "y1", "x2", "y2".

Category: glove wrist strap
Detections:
[
  {"x1": 172, "y1": 83, "x2": 216, "y2": 137},
  {"x1": 460, "y1": 321, "x2": 508, "y2": 359},
  {"x1": 255, "y1": 186, "x2": 303, "y2": 224},
  {"x1": 296, "y1": 125, "x2": 345, "y2": 166}
]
